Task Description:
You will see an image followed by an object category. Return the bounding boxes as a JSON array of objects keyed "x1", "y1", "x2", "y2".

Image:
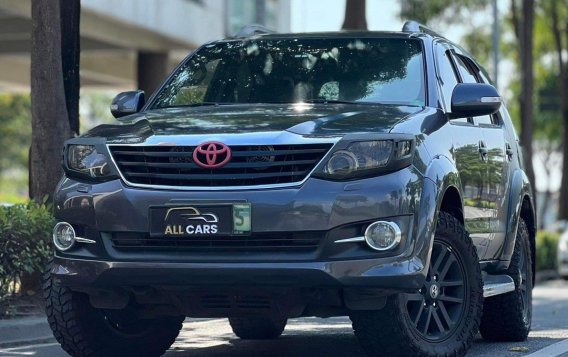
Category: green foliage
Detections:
[
  {"x1": 399, "y1": 0, "x2": 490, "y2": 25},
  {"x1": 0, "y1": 94, "x2": 32, "y2": 196},
  {"x1": 535, "y1": 231, "x2": 560, "y2": 272},
  {"x1": 461, "y1": 26, "x2": 492, "y2": 68},
  {"x1": 0, "y1": 201, "x2": 54, "y2": 305}
]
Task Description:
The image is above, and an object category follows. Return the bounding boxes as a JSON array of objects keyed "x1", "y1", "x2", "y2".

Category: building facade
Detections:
[{"x1": 0, "y1": 0, "x2": 291, "y2": 93}]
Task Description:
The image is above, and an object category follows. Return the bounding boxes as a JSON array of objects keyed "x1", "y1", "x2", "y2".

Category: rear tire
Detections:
[
  {"x1": 44, "y1": 260, "x2": 184, "y2": 357},
  {"x1": 229, "y1": 316, "x2": 287, "y2": 339},
  {"x1": 350, "y1": 212, "x2": 483, "y2": 357},
  {"x1": 479, "y1": 219, "x2": 533, "y2": 341}
]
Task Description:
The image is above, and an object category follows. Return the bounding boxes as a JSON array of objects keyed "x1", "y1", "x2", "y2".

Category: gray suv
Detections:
[{"x1": 45, "y1": 22, "x2": 535, "y2": 357}]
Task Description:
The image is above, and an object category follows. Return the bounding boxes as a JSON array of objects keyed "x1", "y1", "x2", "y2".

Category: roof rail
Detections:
[
  {"x1": 402, "y1": 20, "x2": 445, "y2": 39},
  {"x1": 231, "y1": 24, "x2": 276, "y2": 38}
]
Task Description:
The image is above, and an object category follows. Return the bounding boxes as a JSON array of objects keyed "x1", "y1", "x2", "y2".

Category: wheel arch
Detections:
[
  {"x1": 438, "y1": 185, "x2": 464, "y2": 224},
  {"x1": 497, "y1": 169, "x2": 536, "y2": 276},
  {"x1": 424, "y1": 155, "x2": 464, "y2": 224},
  {"x1": 417, "y1": 155, "x2": 465, "y2": 275}
]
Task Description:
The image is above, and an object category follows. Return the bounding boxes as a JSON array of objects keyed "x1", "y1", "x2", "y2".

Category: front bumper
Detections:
[
  {"x1": 51, "y1": 254, "x2": 425, "y2": 291},
  {"x1": 52, "y1": 165, "x2": 439, "y2": 293}
]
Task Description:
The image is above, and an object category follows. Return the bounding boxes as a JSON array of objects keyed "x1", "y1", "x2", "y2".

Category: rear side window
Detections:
[{"x1": 453, "y1": 55, "x2": 477, "y2": 84}]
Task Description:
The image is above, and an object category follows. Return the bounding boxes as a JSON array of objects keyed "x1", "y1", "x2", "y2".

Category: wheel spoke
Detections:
[
  {"x1": 440, "y1": 254, "x2": 456, "y2": 280},
  {"x1": 432, "y1": 247, "x2": 447, "y2": 274},
  {"x1": 438, "y1": 301, "x2": 453, "y2": 328},
  {"x1": 413, "y1": 303, "x2": 425, "y2": 325},
  {"x1": 422, "y1": 307, "x2": 433, "y2": 335},
  {"x1": 439, "y1": 279, "x2": 463, "y2": 287},
  {"x1": 432, "y1": 308, "x2": 446, "y2": 334},
  {"x1": 439, "y1": 294, "x2": 463, "y2": 304}
]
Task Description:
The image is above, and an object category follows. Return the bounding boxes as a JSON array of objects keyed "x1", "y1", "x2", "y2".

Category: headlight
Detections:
[
  {"x1": 314, "y1": 136, "x2": 415, "y2": 180},
  {"x1": 66, "y1": 145, "x2": 112, "y2": 179}
]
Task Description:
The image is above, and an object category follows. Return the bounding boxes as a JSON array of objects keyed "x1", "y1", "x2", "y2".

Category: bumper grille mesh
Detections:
[
  {"x1": 110, "y1": 232, "x2": 323, "y2": 251},
  {"x1": 109, "y1": 144, "x2": 332, "y2": 187}
]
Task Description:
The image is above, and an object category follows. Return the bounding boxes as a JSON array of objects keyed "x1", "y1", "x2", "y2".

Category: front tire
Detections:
[
  {"x1": 229, "y1": 316, "x2": 287, "y2": 339},
  {"x1": 350, "y1": 212, "x2": 483, "y2": 357},
  {"x1": 479, "y1": 219, "x2": 533, "y2": 341},
  {"x1": 44, "y1": 262, "x2": 184, "y2": 357}
]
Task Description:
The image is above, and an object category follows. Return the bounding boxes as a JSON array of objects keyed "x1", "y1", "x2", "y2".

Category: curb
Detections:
[{"x1": 0, "y1": 316, "x2": 53, "y2": 347}]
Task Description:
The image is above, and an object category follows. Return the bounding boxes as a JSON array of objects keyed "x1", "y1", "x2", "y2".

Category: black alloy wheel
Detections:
[{"x1": 404, "y1": 240, "x2": 467, "y2": 342}]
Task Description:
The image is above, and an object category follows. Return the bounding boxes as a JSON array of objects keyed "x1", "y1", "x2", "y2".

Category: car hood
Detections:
[{"x1": 83, "y1": 103, "x2": 423, "y2": 144}]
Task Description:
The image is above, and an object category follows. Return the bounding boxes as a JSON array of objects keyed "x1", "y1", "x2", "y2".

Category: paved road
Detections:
[{"x1": 2, "y1": 280, "x2": 568, "y2": 357}]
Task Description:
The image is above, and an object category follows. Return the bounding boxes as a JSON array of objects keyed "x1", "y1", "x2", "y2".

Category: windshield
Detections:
[{"x1": 151, "y1": 37, "x2": 425, "y2": 109}]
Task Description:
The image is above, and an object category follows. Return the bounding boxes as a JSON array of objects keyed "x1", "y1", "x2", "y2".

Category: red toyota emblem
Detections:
[{"x1": 192, "y1": 142, "x2": 231, "y2": 169}]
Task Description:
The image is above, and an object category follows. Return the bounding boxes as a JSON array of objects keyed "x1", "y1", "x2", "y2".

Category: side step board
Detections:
[{"x1": 482, "y1": 273, "x2": 516, "y2": 298}]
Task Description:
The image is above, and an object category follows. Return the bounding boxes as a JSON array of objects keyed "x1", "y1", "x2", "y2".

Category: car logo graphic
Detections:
[
  {"x1": 164, "y1": 207, "x2": 219, "y2": 223},
  {"x1": 192, "y1": 141, "x2": 231, "y2": 169}
]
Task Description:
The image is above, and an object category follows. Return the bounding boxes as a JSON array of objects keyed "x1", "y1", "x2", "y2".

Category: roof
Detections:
[
  {"x1": 223, "y1": 30, "x2": 428, "y2": 42},
  {"x1": 227, "y1": 21, "x2": 444, "y2": 41}
]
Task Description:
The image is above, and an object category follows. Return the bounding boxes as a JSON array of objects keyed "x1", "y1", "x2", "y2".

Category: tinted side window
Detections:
[
  {"x1": 453, "y1": 55, "x2": 477, "y2": 84},
  {"x1": 435, "y1": 45, "x2": 470, "y2": 123},
  {"x1": 435, "y1": 46, "x2": 459, "y2": 110}
]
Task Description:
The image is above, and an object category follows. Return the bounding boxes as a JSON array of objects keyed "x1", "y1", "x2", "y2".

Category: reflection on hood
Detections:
[{"x1": 83, "y1": 103, "x2": 423, "y2": 144}]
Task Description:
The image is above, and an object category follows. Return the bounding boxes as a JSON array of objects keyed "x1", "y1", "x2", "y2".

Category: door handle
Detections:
[
  {"x1": 479, "y1": 141, "x2": 488, "y2": 161},
  {"x1": 505, "y1": 143, "x2": 514, "y2": 161}
]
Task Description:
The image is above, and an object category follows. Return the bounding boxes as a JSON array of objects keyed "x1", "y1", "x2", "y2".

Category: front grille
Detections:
[
  {"x1": 110, "y1": 232, "x2": 323, "y2": 251},
  {"x1": 109, "y1": 143, "x2": 333, "y2": 187}
]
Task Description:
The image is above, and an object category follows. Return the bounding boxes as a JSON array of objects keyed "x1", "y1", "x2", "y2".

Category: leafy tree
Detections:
[{"x1": 400, "y1": 0, "x2": 490, "y2": 25}]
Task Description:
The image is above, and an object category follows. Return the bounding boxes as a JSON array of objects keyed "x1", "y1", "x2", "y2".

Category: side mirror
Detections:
[
  {"x1": 110, "y1": 91, "x2": 145, "y2": 119},
  {"x1": 450, "y1": 83, "x2": 501, "y2": 119}
]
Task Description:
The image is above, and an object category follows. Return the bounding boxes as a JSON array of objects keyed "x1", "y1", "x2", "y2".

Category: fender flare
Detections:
[
  {"x1": 413, "y1": 155, "x2": 464, "y2": 274},
  {"x1": 424, "y1": 155, "x2": 464, "y2": 217},
  {"x1": 497, "y1": 169, "x2": 535, "y2": 269}
]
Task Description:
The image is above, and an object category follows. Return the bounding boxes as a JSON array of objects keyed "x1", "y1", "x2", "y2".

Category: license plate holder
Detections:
[{"x1": 149, "y1": 203, "x2": 251, "y2": 237}]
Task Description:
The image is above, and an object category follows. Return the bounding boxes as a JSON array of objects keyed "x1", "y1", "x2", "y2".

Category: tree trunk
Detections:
[
  {"x1": 342, "y1": 0, "x2": 367, "y2": 30},
  {"x1": 511, "y1": 0, "x2": 535, "y2": 201},
  {"x1": 30, "y1": 0, "x2": 72, "y2": 201},
  {"x1": 60, "y1": 0, "x2": 81, "y2": 136},
  {"x1": 558, "y1": 72, "x2": 568, "y2": 218}
]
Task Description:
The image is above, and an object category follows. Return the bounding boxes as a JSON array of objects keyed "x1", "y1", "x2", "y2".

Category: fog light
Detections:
[
  {"x1": 53, "y1": 222, "x2": 76, "y2": 251},
  {"x1": 364, "y1": 221, "x2": 401, "y2": 251}
]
